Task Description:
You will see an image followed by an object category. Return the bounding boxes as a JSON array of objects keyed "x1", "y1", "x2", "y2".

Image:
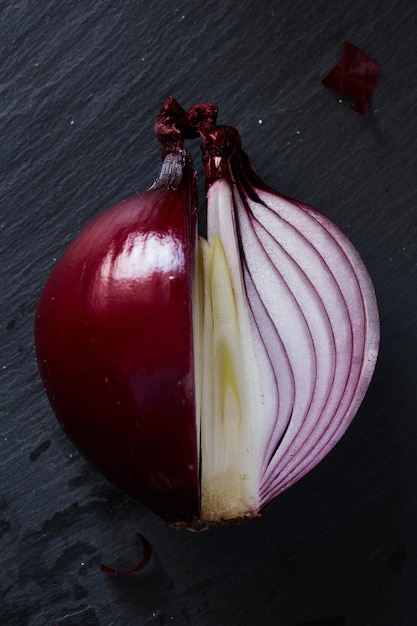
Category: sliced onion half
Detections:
[{"x1": 196, "y1": 120, "x2": 379, "y2": 521}]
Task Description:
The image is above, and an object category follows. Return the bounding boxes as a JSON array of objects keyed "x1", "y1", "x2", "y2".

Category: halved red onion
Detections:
[
  {"x1": 192, "y1": 113, "x2": 379, "y2": 521},
  {"x1": 35, "y1": 99, "x2": 379, "y2": 527}
]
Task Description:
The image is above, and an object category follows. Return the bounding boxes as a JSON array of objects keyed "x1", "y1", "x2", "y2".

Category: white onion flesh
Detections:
[{"x1": 199, "y1": 173, "x2": 379, "y2": 518}]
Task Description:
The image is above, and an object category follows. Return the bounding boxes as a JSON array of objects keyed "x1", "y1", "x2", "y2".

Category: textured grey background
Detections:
[{"x1": 1, "y1": 1, "x2": 416, "y2": 625}]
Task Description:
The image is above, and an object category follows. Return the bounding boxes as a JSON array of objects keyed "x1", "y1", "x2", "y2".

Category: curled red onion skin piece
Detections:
[
  {"x1": 100, "y1": 534, "x2": 153, "y2": 576},
  {"x1": 35, "y1": 100, "x2": 200, "y2": 525},
  {"x1": 322, "y1": 41, "x2": 379, "y2": 115}
]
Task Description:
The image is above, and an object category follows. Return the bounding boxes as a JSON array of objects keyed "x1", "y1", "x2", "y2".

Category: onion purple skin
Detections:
[{"x1": 35, "y1": 175, "x2": 200, "y2": 525}]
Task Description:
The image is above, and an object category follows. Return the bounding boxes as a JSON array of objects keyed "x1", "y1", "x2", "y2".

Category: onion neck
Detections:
[
  {"x1": 151, "y1": 96, "x2": 196, "y2": 191},
  {"x1": 199, "y1": 125, "x2": 242, "y2": 188}
]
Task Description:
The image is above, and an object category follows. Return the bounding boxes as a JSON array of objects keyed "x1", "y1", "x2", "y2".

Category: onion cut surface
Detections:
[{"x1": 196, "y1": 119, "x2": 379, "y2": 521}]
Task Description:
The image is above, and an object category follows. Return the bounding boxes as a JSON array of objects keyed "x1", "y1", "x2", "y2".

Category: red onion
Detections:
[{"x1": 35, "y1": 99, "x2": 379, "y2": 527}]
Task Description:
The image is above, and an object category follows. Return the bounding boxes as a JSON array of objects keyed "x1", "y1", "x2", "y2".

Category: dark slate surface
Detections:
[{"x1": 1, "y1": 1, "x2": 416, "y2": 625}]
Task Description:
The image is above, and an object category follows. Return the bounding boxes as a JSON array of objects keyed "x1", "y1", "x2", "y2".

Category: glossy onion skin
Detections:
[{"x1": 35, "y1": 184, "x2": 200, "y2": 524}]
